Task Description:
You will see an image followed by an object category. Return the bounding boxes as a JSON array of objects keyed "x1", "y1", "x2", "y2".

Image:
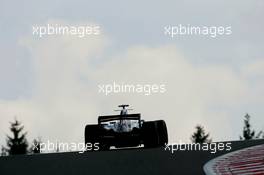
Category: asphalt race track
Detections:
[{"x1": 1, "y1": 139, "x2": 264, "y2": 175}]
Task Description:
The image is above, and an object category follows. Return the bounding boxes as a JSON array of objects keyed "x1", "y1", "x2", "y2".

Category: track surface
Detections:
[{"x1": 1, "y1": 139, "x2": 264, "y2": 175}]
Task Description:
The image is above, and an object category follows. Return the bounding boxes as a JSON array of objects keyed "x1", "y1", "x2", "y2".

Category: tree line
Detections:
[
  {"x1": 191, "y1": 113, "x2": 263, "y2": 143},
  {"x1": 0, "y1": 113, "x2": 263, "y2": 156}
]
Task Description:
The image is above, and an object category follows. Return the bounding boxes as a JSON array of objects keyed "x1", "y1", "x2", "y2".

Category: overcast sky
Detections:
[{"x1": 0, "y1": 0, "x2": 264, "y2": 147}]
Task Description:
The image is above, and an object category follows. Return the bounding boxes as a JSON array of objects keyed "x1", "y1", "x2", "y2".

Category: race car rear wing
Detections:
[{"x1": 98, "y1": 114, "x2": 141, "y2": 123}]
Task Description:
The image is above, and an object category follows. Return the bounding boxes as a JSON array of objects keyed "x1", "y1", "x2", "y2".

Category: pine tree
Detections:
[
  {"x1": 191, "y1": 125, "x2": 212, "y2": 143},
  {"x1": 5, "y1": 119, "x2": 28, "y2": 155},
  {"x1": 240, "y1": 113, "x2": 262, "y2": 140},
  {"x1": 30, "y1": 138, "x2": 41, "y2": 154},
  {"x1": 1, "y1": 146, "x2": 7, "y2": 156}
]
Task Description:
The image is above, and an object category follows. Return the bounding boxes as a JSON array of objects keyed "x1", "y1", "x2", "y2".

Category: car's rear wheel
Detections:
[
  {"x1": 85, "y1": 125, "x2": 112, "y2": 151},
  {"x1": 142, "y1": 121, "x2": 158, "y2": 148},
  {"x1": 85, "y1": 125, "x2": 100, "y2": 150},
  {"x1": 142, "y1": 120, "x2": 168, "y2": 148},
  {"x1": 156, "y1": 120, "x2": 168, "y2": 146}
]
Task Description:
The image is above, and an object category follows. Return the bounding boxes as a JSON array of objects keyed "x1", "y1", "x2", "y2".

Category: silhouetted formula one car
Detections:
[{"x1": 85, "y1": 105, "x2": 168, "y2": 150}]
